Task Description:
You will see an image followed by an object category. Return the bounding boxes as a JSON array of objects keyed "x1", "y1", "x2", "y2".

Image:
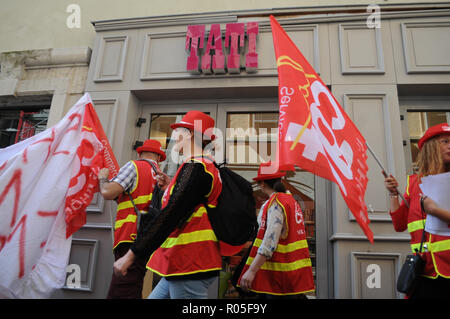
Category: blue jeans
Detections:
[{"x1": 148, "y1": 276, "x2": 216, "y2": 299}]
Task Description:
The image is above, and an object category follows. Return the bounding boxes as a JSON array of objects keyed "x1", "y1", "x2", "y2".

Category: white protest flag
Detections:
[{"x1": 0, "y1": 93, "x2": 118, "y2": 298}]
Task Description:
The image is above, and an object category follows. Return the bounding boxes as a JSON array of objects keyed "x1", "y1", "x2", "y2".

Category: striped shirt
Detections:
[{"x1": 111, "y1": 159, "x2": 158, "y2": 192}]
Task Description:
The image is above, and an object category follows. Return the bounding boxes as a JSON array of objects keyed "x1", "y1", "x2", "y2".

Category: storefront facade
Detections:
[{"x1": 2, "y1": 4, "x2": 450, "y2": 299}]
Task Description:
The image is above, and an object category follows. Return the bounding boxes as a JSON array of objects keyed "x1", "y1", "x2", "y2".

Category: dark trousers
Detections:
[
  {"x1": 409, "y1": 276, "x2": 450, "y2": 299},
  {"x1": 106, "y1": 244, "x2": 147, "y2": 299}
]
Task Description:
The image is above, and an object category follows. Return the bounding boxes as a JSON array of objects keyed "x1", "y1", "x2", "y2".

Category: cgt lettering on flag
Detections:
[{"x1": 270, "y1": 15, "x2": 372, "y2": 243}]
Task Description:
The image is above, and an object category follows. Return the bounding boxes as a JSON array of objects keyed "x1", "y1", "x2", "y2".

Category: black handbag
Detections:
[
  {"x1": 396, "y1": 195, "x2": 427, "y2": 294},
  {"x1": 396, "y1": 253, "x2": 425, "y2": 294}
]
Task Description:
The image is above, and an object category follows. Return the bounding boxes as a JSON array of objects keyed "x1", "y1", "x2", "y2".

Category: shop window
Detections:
[
  {"x1": 226, "y1": 112, "x2": 278, "y2": 165},
  {"x1": 407, "y1": 110, "x2": 450, "y2": 165},
  {"x1": 148, "y1": 113, "x2": 185, "y2": 176},
  {"x1": 0, "y1": 108, "x2": 49, "y2": 148}
]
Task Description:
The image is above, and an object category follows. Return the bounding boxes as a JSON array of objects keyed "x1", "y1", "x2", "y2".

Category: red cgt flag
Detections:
[
  {"x1": 269, "y1": 16, "x2": 373, "y2": 243},
  {"x1": 64, "y1": 98, "x2": 119, "y2": 237}
]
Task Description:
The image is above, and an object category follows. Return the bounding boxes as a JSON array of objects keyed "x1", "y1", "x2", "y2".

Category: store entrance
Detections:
[{"x1": 137, "y1": 101, "x2": 323, "y2": 298}]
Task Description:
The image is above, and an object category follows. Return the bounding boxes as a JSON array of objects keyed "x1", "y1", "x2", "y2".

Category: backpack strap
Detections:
[{"x1": 126, "y1": 159, "x2": 160, "y2": 229}]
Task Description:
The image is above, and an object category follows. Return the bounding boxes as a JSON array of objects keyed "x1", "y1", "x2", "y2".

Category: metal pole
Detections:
[{"x1": 365, "y1": 142, "x2": 409, "y2": 208}]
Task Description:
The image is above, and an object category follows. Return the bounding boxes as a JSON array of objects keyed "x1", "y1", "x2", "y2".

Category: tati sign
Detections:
[{"x1": 186, "y1": 22, "x2": 259, "y2": 74}]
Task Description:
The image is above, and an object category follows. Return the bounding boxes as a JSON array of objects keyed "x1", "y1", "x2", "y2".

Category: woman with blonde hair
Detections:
[{"x1": 385, "y1": 123, "x2": 450, "y2": 298}]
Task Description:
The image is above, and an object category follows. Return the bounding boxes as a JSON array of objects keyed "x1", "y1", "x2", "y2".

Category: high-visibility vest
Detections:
[
  {"x1": 239, "y1": 192, "x2": 315, "y2": 295},
  {"x1": 147, "y1": 156, "x2": 222, "y2": 277},
  {"x1": 113, "y1": 160, "x2": 156, "y2": 250},
  {"x1": 404, "y1": 175, "x2": 450, "y2": 278}
]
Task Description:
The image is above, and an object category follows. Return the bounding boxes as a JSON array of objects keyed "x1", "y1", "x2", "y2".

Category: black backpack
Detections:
[{"x1": 205, "y1": 163, "x2": 258, "y2": 246}]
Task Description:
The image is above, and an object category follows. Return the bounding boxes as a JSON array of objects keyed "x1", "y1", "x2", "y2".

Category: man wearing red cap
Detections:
[
  {"x1": 384, "y1": 123, "x2": 450, "y2": 298},
  {"x1": 113, "y1": 110, "x2": 223, "y2": 299},
  {"x1": 97, "y1": 139, "x2": 166, "y2": 299}
]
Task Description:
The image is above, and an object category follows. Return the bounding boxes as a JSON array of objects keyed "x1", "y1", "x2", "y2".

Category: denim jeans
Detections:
[{"x1": 148, "y1": 276, "x2": 216, "y2": 299}]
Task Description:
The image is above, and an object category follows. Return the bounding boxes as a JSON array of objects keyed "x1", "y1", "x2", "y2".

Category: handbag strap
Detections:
[
  {"x1": 126, "y1": 159, "x2": 160, "y2": 227},
  {"x1": 418, "y1": 195, "x2": 428, "y2": 253}
]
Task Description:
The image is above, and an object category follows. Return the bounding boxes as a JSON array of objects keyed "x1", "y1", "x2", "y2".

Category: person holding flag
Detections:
[
  {"x1": 239, "y1": 161, "x2": 315, "y2": 298},
  {"x1": 97, "y1": 139, "x2": 166, "y2": 299},
  {"x1": 384, "y1": 123, "x2": 450, "y2": 299}
]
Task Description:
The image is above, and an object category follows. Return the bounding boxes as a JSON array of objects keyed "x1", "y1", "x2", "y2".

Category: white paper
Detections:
[{"x1": 419, "y1": 172, "x2": 450, "y2": 236}]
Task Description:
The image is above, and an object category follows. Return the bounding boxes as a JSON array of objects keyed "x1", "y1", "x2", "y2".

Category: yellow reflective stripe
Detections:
[
  {"x1": 253, "y1": 238, "x2": 309, "y2": 254},
  {"x1": 169, "y1": 183, "x2": 175, "y2": 196},
  {"x1": 246, "y1": 256, "x2": 312, "y2": 272},
  {"x1": 160, "y1": 229, "x2": 217, "y2": 249},
  {"x1": 149, "y1": 266, "x2": 223, "y2": 278},
  {"x1": 117, "y1": 194, "x2": 152, "y2": 211},
  {"x1": 406, "y1": 175, "x2": 411, "y2": 197},
  {"x1": 190, "y1": 158, "x2": 215, "y2": 197},
  {"x1": 130, "y1": 161, "x2": 139, "y2": 193},
  {"x1": 408, "y1": 219, "x2": 425, "y2": 233},
  {"x1": 429, "y1": 239, "x2": 450, "y2": 253},
  {"x1": 411, "y1": 239, "x2": 450, "y2": 254},
  {"x1": 185, "y1": 206, "x2": 207, "y2": 223},
  {"x1": 114, "y1": 214, "x2": 137, "y2": 230}
]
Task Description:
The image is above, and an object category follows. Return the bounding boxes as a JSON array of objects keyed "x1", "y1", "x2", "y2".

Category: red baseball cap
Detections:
[
  {"x1": 136, "y1": 139, "x2": 166, "y2": 162},
  {"x1": 253, "y1": 161, "x2": 286, "y2": 181},
  {"x1": 170, "y1": 110, "x2": 215, "y2": 140},
  {"x1": 418, "y1": 123, "x2": 450, "y2": 150}
]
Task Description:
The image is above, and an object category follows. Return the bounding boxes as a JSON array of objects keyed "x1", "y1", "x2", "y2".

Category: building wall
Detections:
[
  {"x1": 0, "y1": 48, "x2": 91, "y2": 126},
  {"x1": 2, "y1": 1, "x2": 450, "y2": 52}
]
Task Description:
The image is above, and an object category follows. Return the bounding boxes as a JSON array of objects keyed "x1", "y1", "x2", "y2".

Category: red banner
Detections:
[
  {"x1": 270, "y1": 16, "x2": 373, "y2": 243},
  {"x1": 64, "y1": 101, "x2": 119, "y2": 237}
]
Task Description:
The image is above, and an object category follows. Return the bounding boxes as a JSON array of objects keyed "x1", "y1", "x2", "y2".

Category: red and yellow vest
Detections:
[
  {"x1": 113, "y1": 160, "x2": 156, "y2": 250},
  {"x1": 397, "y1": 175, "x2": 450, "y2": 278},
  {"x1": 239, "y1": 192, "x2": 315, "y2": 295},
  {"x1": 146, "y1": 156, "x2": 223, "y2": 277}
]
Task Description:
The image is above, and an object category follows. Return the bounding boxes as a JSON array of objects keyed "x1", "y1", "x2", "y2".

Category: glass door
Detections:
[
  {"x1": 400, "y1": 99, "x2": 450, "y2": 174},
  {"x1": 406, "y1": 110, "x2": 450, "y2": 167}
]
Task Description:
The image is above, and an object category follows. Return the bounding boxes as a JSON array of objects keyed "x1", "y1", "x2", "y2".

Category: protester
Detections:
[
  {"x1": 97, "y1": 139, "x2": 166, "y2": 299},
  {"x1": 385, "y1": 123, "x2": 450, "y2": 298},
  {"x1": 112, "y1": 110, "x2": 223, "y2": 299},
  {"x1": 238, "y1": 162, "x2": 315, "y2": 298}
]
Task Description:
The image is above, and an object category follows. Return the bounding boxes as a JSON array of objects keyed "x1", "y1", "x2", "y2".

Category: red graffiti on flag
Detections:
[
  {"x1": 64, "y1": 102, "x2": 119, "y2": 237},
  {"x1": 0, "y1": 96, "x2": 119, "y2": 283}
]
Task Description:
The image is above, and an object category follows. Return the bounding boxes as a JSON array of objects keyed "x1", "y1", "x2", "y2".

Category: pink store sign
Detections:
[{"x1": 185, "y1": 22, "x2": 259, "y2": 75}]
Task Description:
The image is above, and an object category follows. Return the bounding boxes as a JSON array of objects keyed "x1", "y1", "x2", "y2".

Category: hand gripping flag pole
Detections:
[{"x1": 365, "y1": 142, "x2": 409, "y2": 209}]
